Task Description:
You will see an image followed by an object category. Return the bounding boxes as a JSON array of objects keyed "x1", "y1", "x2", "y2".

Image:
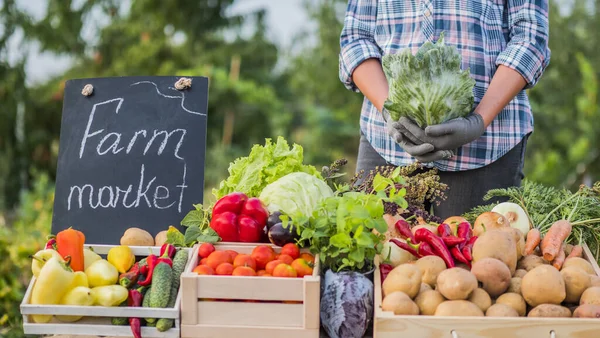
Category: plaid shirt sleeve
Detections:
[
  {"x1": 496, "y1": 0, "x2": 551, "y2": 88},
  {"x1": 339, "y1": 0, "x2": 381, "y2": 92}
]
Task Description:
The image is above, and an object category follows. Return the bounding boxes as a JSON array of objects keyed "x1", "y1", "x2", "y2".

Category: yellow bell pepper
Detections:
[
  {"x1": 85, "y1": 259, "x2": 118, "y2": 287},
  {"x1": 107, "y1": 245, "x2": 135, "y2": 273},
  {"x1": 90, "y1": 285, "x2": 128, "y2": 307},
  {"x1": 30, "y1": 256, "x2": 75, "y2": 323},
  {"x1": 83, "y1": 247, "x2": 102, "y2": 271},
  {"x1": 56, "y1": 286, "x2": 94, "y2": 322},
  {"x1": 68, "y1": 271, "x2": 89, "y2": 289},
  {"x1": 31, "y1": 249, "x2": 63, "y2": 278}
]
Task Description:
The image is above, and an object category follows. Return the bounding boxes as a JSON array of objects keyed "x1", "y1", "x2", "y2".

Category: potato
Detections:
[
  {"x1": 436, "y1": 268, "x2": 478, "y2": 300},
  {"x1": 508, "y1": 277, "x2": 522, "y2": 294},
  {"x1": 560, "y1": 266, "x2": 591, "y2": 304},
  {"x1": 120, "y1": 227, "x2": 154, "y2": 246},
  {"x1": 419, "y1": 283, "x2": 432, "y2": 294},
  {"x1": 521, "y1": 265, "x2": 566, "y2": 307},
  {"x1": 573, "y1": 304, "x2": 600, "y2": 318},
  {"x1": 415, "y1": 256, "x2": 446, "y2": 288},
  {"x1": 498, "y1": 227, "x2": 525, "y2": 260},
  {"x1": 517, "y1": 255, "x2": 547, "y2": 272},
  {"x1": 382, "y1": 263, "x2": 422, "y2": 298},
  {"x1": 590, "y1": 275, "x2": 600, "y2": 287},
  {"x1": 562, "y1": 257, "x2": 596, "y2": 275},
  {"x1": 381, "y1": 291, "x2": 420, "y2": 315},
  {"x1": 435, "y1": 300, "x2": 484, "y2": 317},
  {"x1": 473, "y1": 212, "x2": 509, "y2": 237},
  {"x1": 496, "y1": 293, "x2": 526, "y2": 316},
  {"x1": 154, "y1": 230, "x2": 168, "y2": 246},
  {"x1": 473, "y1": 230, "x2": 517, "y2": 275},
  {"x1": 527, "y1": 304, "x2": 571, "y2": 318},
  {"x1": 471, "y1": 258, "x2": 511, "y2": 297},
  {"x1": 580, "y1": 286, "x2": 600, "y2": 306},
  {"x1": 415, "y1": 290, "x2": 445, "y2": 316},
  {"x1": 485, "y1": 304, "x2": 519, "y2": 317},
  {"x1": 468, "y1": 288, "x2": 492, "y2": 312},
  {"x1": 514, "y1": 269, "x2": 528, "y2": 278}
]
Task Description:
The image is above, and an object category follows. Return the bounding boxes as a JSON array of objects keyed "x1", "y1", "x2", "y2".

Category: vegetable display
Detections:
[{"x1": 382, "y1": 32, "x2": 476, "y2": 127}]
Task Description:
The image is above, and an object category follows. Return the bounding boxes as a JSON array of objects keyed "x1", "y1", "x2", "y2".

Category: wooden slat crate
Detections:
[
  {"x1": 373, "y1": 243, "x2": 600, "y2": 338},
  {"x1": 20, "y1": 244, "x2": 193, "y2": 338},
  {"x1": 180, "y1": 243, "x2": 321, "y2": 338}
]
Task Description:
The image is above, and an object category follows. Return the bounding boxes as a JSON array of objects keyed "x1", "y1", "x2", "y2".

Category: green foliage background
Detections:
[{"x1": 1, "y1": 0, "x2": 599, "y2": 336}]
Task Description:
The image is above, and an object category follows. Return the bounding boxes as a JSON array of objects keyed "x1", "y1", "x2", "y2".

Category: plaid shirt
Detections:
[{"x1": 339, "y1": 0, "x2": 551, "y2": 171}]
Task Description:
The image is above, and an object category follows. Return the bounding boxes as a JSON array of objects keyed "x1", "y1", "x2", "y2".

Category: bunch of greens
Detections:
[
  {"x1": 383, "y1": 32, "x2": 476, "y2": 127},
  {"x1": 295, "y1": 172, "x2": 408, "y2": 272},
  {"x1": 166, "y1": 203, "x2": 220, "y2": 247},
  {"x1": 213, "y1": 136, "x2": 322, "y2": 199},
  {"x1": 464, "y1": 180, "x2": 600, "y2": 259}
]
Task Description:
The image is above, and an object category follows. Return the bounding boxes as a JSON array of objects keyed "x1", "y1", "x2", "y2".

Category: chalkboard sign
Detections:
[{"x1": 51, "y1": 76, "x2": 208, "y2": 244}]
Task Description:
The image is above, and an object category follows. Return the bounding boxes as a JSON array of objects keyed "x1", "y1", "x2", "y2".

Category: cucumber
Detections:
[
  {"x1": 149, "y1": 262, "x2": 172, "y2": 308},
  {"x1": 156, "y1": 250, "x2": 189, "y2": 332},
  {"x1": 143, "y1": 284, "x2": 156, "y2": 324}
]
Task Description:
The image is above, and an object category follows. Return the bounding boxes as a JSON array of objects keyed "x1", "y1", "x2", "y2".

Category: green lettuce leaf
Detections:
[{"x1": 383, "y1": 32, "x2": 476, "y2": 127}]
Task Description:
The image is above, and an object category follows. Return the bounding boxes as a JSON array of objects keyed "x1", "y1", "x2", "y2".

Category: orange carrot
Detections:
[
  {"x1": 524, "y1": 228, "x2": 541, "y2": 255},
  {"x1": 552, "y1": 243, "x2": 566, "y2": 270},
  {"x1": 567, "y1": 245, "x2": 583, "y2": 259},
  {"x1": 540, "y1": 220, "x2": 572, "y2": 262}
]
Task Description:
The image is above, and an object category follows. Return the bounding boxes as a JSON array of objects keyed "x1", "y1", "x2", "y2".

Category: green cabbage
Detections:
[
  {"x1": 259, "y1": 172, "x2": 334, "y2": 218},
  {"x1": 383, "y1": 32, "x2": 476, "y2": 127}
]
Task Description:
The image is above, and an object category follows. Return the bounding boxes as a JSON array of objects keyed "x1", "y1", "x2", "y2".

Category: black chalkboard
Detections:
[{"x1": 51, "y1": 76, "x2": 208, "y2": 244}]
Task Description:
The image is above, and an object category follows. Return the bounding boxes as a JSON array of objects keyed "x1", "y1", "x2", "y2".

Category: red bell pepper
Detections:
[
  {"x1": 461, "y1": 236, "x2": 477, "y2": 262},
  {"x1": 138, "y1": 254, "x2": 172, "y2": 286},
  {"x1": 127, "y1": 287, "x2": 145, "y2": 338},
  {"x1": 379, "y1": 263, "x2": 394, "y2": 283},
  {"x1": 394, "y1": 219, "x2": 415, "y2": 243},
  {"x1": 210, "y1": 193, "x2": 269, "y2": 243},
  {"x1": 414, "y1": 228, "x2": 455, "y2": 268},
  {"x1": 159, "y1": 244, "x2": 176, "y2": 259}
]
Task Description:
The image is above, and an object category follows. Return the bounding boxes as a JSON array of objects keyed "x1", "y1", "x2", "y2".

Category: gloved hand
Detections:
[
  {"x1": 383, "y1": 109, "x2": 454, "y2": 163},
  {"x1": 398, "y1": 113, "x2": 485, "y2": 151}
]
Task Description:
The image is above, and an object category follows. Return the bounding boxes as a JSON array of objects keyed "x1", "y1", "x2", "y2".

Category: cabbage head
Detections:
[
  {"x1": 383, "y1": 32, "x2": 476, "y2": 127},
  {"x1": 259, "y1": 172, "x2": 334, "y2": 218}
]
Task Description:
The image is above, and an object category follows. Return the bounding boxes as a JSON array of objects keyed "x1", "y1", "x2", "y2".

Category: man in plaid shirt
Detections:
[{"x1": 340, "y1": 0, "x2": 551, "y2": 217}]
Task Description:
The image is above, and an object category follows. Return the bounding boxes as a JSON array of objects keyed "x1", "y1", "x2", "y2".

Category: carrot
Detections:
[
  {"x1": 540, "y1": 220, "x2": 572, "y2": 262},
  {"x1": 552, "y1": 243, "x2": 566, "y2": 270},
  {"x1": 524, "y1": 228, "x2": 541, "y2": 255},
  {"x1": 567, "y1": 245, "x2": 583, "y2": 259}
]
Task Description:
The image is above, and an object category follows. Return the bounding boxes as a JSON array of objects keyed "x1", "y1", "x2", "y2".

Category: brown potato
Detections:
[
  {"x1": 562, "y1": 257, "x2": 596, "y2": 275},
  {"x1": 498, "y1": 227, "x2": 525, "y2": 260},
  {"x1": 514, "y1": 269, "x2": 527, "y2": 278},
  {"x1": 521, "y1": 265, "x2": 566, "y2": 307},
  {"x1": 496, "y1": 293, "x2": 526, "y2": 316},
  {"x1": 486, "y1": 304, "x2": 519, "y2": 317},
  {"x1": 560, "y1": 266, "x2": 591, "y2": 304},
  {"x1": 415, "y1": 256, "x2": 447, "y2": 288},
  {"x1": 154, "y1": 230, "x2": 168, "y2": 246},
  {"x1": 580, "y1": 286, "x2": 600, "y2": 306},
  {"x1": 382, "y1": 263, "x2": 423, "y2": 299},
  {"x1": 419, "y1": 283, "x2": 432, "y2": 294},
  {"x1": 473, "y1": 230, "x2": 517, "y2": 275},
  {"x1": 508, "y1": 277, "x2": 522, "y2": 294},
  {"x1": 573, "y1": 304, "x2": 600, "y2": 318},
  {"x1": 120, "y1": 227, "x2": 154, "y2": 246},
  {"x1": 415, "y1": 290, "x2": 445, "y2": 316},
  {"x1": 527, "y1": 304, "x2": 571, "y2": 318},
  {"x1": 517, "y1": 255, "x2": 547, "y2": 272},
  {"x1": 436, "y1": 268, "x2": 478, "y2": 300},
  {"x1": 473, "y1": 212, "x2": 509, "y2": 237},
  {"x1": 435, "y1": 300, "x2": 484, "y2": 317},
  {"x1": 471, "y1": 258, "x2": 511, "y2": 297},
  {"x1": 590, "y1": 275, "x2": 600, "y2": 287},
  {"x1": 381, "y1": 291, "x2": 420, "y2": 315},
  {"x1": 468, "y1": 288, "x2": 492, "y2": 312}
]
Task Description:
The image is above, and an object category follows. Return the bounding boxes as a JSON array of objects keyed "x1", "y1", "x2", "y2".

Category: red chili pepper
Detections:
[
  {"x1": 414, "y1": 228, "x2": 455, "y2": 268},
  {"x1": 127, "y1": 287, "x2": 145, "y2": 338},
  {"x1": 442, "y1": 235, "x2": 466, "y2": 247},
  {"x1": 160, "y1": 243, "x2": 177, "y2": 259},
  {"x1": 407, "y1": 238, "x2": 436, "y2": 257},
  {"x1": 437, "y1": 223, "x2": 452, "y2": 238},
  {"x1": 461, "y1": 236, "x2": 477, "y2": 262},
  {"x1": 140, "y1": 264, "x2": 149, "y2": 276},
  {"x1": 379, "y1": 263, "x2": 394, "y2": 283},
  {"x1": 451, "y1": 246, "x2": 471, "y2": 268},
  {"x1": 45, "y1": 235, "x2": 57, "y2": 250},
  {"x1": 457, "y1": 222, "x2": 472, "y2": 244},
  {"x1": 119, "y1": 262, "x2": 140, "y2": 288},
  {"x1": 137, "y1": 254, "x2": 172, "y2": 286},
  {"x1": 390, "y1": 239, "x2": 420, "y2": 258},
  {"x1": 394, "y1": 219, "x2": 416, "y2": 242}
]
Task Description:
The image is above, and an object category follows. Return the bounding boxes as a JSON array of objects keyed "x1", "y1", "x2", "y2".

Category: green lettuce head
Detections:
[{"x1": 383, "y1": 32, "x2": 476, "y2": 127}]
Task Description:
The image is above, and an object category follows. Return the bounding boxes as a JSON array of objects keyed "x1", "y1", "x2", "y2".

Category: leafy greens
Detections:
[{"x1": 383, "y1": 32, "x2": 476, "y2": 127}]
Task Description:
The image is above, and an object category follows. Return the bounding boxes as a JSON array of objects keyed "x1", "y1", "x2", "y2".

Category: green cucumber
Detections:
[
  {"x1": 149, "y1": 262, "x2": 172, "y2": 308},
  {"x1": 156, "y1": 250, "x2": 189, "y2": 332},
  {"x1": 143, "y1": 284, "x2": 156, "y2": 324}
]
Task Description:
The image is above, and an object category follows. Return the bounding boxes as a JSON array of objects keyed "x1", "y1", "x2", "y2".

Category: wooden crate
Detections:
[
  {"x1": 373, "y1": 243, "x2": 600, "y2": 338},
  {"x1": 20, "y1": 244, "x2": 193, "y2": 338},
  {"x1": 180, "y1": 243, "x2": 321, "y2": 338}
]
